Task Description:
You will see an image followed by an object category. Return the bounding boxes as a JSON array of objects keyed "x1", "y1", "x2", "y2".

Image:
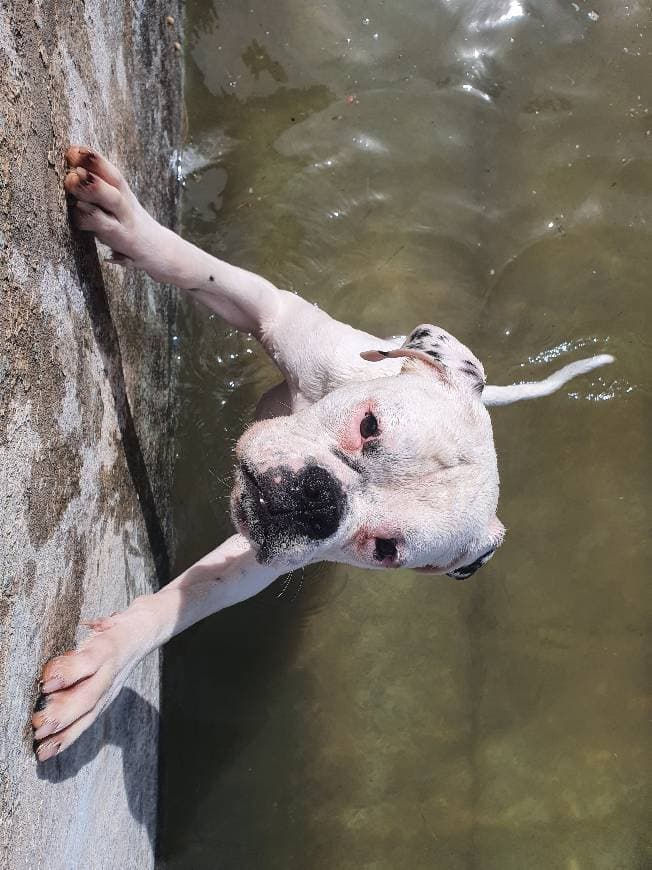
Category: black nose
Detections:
[
  {"x1": 294, "y1": 464, "x2": 345, "y2": 539},
  {"x1": 241, "y1": 462, "x2": 346, "y2": 543}
]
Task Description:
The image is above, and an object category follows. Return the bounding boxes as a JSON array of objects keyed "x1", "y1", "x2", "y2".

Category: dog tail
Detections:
[{"x1": 482, "y1": 353, "x2": 615, "y2": 406}]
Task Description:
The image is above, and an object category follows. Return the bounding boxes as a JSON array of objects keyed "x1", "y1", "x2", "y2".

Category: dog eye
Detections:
[
  {"x1": 446, "y1": 548, "x2": 496, "y2": 580},
  {"x1": 374, "y1": 537, "x2": 397, "y2": 561},
  {"x1": 360, "y1": 412, "x2": 379, "y2": 439}
]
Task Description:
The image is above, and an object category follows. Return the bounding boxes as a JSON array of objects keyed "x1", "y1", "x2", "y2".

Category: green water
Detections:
[{"x1": 159, "y1": 2, "x2": 651, "y2": 867}]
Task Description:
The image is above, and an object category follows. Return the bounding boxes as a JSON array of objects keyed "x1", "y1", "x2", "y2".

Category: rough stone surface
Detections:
[{"x1": 0, "y1": 2, "x2": 183, "y2": 868}]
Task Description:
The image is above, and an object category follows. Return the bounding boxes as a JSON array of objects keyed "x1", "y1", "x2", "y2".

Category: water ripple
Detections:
[
  {"x1": 568, "y1": 378, "x2": 635, "y2": 402},
  {"x1": 524, "y1": 337, "x2": 611, "y2": 366}
]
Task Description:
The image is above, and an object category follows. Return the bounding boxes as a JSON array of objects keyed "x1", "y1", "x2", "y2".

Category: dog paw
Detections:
[
  {"x1": 32, "y1": 612, "x2": 137, "y2": 761},
  {"x1": 64, "y1": 145, "x2": 175, "y2": 282}
]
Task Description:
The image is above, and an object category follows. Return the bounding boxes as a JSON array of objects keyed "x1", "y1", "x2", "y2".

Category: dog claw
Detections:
[
  {"x1": 105, "y1": 250, "x2": 132, "y2": 266},
  {"x1": 62, "y1": 143, "x2": 171, "y2": 281},
  {"x1": 35, "y1": 741, "x2": 61, "y2": 761},
  {"x1": 33, "y1": 693, "x2": 48, "y2": 712}
]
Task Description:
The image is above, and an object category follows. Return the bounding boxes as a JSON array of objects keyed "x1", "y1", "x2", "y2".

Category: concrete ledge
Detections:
[{"x1": 0, "y1": 2, "x2": 183, "y2": 867}]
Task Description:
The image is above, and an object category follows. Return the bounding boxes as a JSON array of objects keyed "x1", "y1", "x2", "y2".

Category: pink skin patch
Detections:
[
  {"x1": 350, "y1": 527, "x2": 404, "y2": 568},
  {"x1": 338, "y1": 400, "x2": 380, "y2": 452},
  {"x1": 337, "y1": 402, "x2": 405, "y2": 567}
]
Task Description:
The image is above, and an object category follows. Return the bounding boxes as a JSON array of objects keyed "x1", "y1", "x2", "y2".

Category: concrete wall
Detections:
[{"x1": 0, "y1": 2, "x2": 183, "y2": 867}]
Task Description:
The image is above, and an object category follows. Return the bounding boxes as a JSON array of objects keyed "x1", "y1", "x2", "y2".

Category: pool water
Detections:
[{"x1": 158, "y1": 2, "x2": 652, "y2": 867}]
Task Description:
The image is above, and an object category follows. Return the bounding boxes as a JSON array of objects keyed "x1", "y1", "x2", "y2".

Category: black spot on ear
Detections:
[
  {"x1": 209, "y1": 275, "x2": 215, "y2": 282},
  {"x1": 461, "y1": 365, "x2": 480, "y2": 378},
  {"x1": 438, "y1": 334, "x2": 449, "y2": 342},
  {"x1": 425, "y1": 350, "x2": 442, "y2": 361},
  {"x1": 410, "y1": 328, "x2": 431, "y2": 342},
  {"x1": 460, "y1": 363, "x2": 485, "y2": 393}
]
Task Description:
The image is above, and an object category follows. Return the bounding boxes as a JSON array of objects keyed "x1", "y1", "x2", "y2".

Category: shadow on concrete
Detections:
[
  {"x1": 70, "y1": 229, "x2": 170, "y2": 586},
  {"x1": 36, "y1": 687, "x2": 159, "y2": 851}
]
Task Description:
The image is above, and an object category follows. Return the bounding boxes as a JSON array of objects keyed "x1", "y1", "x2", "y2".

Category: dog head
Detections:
[{"x1": 232, "y1": 325, "x2": 505, "y2": 577}]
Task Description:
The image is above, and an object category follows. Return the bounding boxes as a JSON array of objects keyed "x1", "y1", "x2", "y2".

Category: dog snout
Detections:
[{"x1": 239, "y1": 462, "x2": 346, "y2": 545}]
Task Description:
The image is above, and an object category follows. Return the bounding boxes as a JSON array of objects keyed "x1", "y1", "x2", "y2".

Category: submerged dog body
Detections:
[{"x1": 31, "y1": 147, "x2": 612, "y2": 760}]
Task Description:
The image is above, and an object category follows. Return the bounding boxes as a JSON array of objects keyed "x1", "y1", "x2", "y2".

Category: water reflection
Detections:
[{"x1": 160, "y1": 1, "x2": 652, "y2": 867}]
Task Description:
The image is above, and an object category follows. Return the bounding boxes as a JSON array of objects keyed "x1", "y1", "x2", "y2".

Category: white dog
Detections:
[{"x1": 32, "y1": 147, "x2": 613, "y2": 760}]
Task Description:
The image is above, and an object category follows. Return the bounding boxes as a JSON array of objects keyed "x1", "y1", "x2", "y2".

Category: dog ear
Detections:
[
  {"x1": 414, "y1": 515, "x2": 506, "y2": 576},
  {"x1": 361, "y1": 324, "x2": 486, "y2": 396}
]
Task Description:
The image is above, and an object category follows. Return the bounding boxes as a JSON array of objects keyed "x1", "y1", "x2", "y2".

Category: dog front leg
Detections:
[
  {"x1": 64, "y1": 145, "x2": 288, "y2": 336},
  {"x1": 63, "y1": 146, "x2": 385, "y2": 390},
  {"x1": 32, "y1": 535, "x2": 291, "y2": 760}
]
